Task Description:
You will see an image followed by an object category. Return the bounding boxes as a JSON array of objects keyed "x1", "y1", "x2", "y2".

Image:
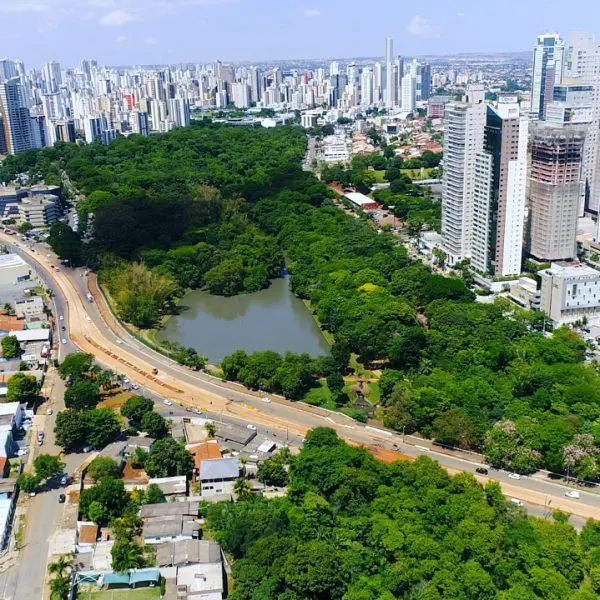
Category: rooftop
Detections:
[
  {"x1": 0, "y1": 254, "x2": 27, "y2": 270},
  {"x1": 544, "y1": 262, "x2": 600, "y2": 279},
  {"x1": 140, "y1": 501, "x2": 199, "y2": 519},
  {"x1": 199, "y1": 457, "x2": 239, "y2": 481},
  {"x1": 148, "y1": 475, "x2": 187, "y2": 495},
  {"x1": 78, "y1": 523, "x2": 99, "y2": 545},
  {"x1": 156, "y1": 539, "x2": 221, "y2": 567},
  {"x1": 187, "y1": 440, "x2": 221, "y2": 469}
]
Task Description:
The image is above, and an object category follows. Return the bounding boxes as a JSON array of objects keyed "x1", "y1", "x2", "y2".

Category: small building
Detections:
[
  {"x1": 177, "y1": 562, "x2": 224, "y2": 599},
  {"x1": 18, "y1": 194, "x2": 60, "y2": 228},
  {"x1": 125, "y1": 436, "x2": 154, "y2": 456},
  {"x1": 148, "y1": 475, "x2": 187, "y2": 498},
  {"x1": 0, "y1": 479, "x2": 18, "y2": 550},
  {"x1": 344, "y1": 192, "x2": 379, "y2": 211},
  {"x1": 14, "y1": 328, "x2": 51, "y2": 344},
  {"x1": 156, "y1": 539, "x2": 221, "y2": 568},
  {"x1": 198, "y1": 457, "x2": 240, "y2": 499},
  {"x1": 14, "y1": 296, "x2": 44, "y2": 320},
  {"x1": 0, "y1": 254, "x2": 31, "y2": 286},
  {"x1": 187, "y1": 440, "x2": 222, "y2": 475},
  {"x1": 539, "y1": 262, "x2": 600, "y2": 324},
  {"x1": 77, "y1": 522, "x2": 100, "y2": 551},
  {"x1": 141, "y1": 501, "x2": 200, "y2": 545}
]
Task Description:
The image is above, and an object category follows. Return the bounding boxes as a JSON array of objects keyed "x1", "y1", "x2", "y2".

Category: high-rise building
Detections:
[
  {"x1": 43, "y1": 61, "x2": 62, "y2": 94},
  {"x1": 471, "y1": 97, "x2": 528, "y2": 276},
  {"x1": 531, "y1": 32, "x2": 565, "y2": 120},
  {"x1": 565, "y1": 32, "x2": 600, "y2": 216},
  {"x1": 231, "y1": 82, "x2": 250, "y2": 108},
  {"x1": 401, "y1": 73, "x2": 415, "y2": 113},
  {"x1": 527, "y1": 122, "x2": 586, "y2": 261},
  {"x1": 0, "y1": 78, "x2": 33, "y2": 154},
  {"x1": 385, "y1": 37, "x2": 394, "y2": 64},
  {"x1": 441, "y1": 85, "x2": 487, "y2": 266},
  {"x1": 419, "y1": 64, "x2": 431, "y2": 101}
]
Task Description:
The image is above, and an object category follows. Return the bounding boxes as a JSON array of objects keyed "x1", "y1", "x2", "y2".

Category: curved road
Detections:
[{"x1": 3, "y1": 232, "x2": 600, "y2": 522}]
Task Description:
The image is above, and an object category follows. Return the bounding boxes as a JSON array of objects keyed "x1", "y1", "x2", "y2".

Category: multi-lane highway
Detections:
[{"x1": 3, "y1": 231, "x2": 600, "y2": 523}]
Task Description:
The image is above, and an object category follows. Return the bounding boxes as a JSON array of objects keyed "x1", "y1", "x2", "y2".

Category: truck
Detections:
[{"x1": 86, "y1": 292, "x2": 93, "y2": 302}]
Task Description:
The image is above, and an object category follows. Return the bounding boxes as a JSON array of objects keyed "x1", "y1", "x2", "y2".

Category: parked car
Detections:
[
  {"x1": 510, "y1": 498, "x2": 524, "y2": 507},
  {"x1": 246, "y1": 424, "x2": 257, "y2": 431},
  {"x1": 60, "y1": 474, "x2": 68, "y2": 486},
  {"x1": 17, "y1": 448, "x2": 29, "y2": 456},
  {"x1": 46, "y1": 408, "x2": 53, "y2": 415},
  {"x1": 82, "y1": 445, "x2": 92, "y2": 453},
  {"x1": 58, "y1": 494, "x2": 66, "y2": 503},
  {"x1": 508, "y1": 473, "x2": 521, "y2": 480},
  {"x1": 565, "y1": 490, "x2": 581, "y2": 499},
  {"x1": 475, "y1": 467, "x2": 488, "y2": 475}
]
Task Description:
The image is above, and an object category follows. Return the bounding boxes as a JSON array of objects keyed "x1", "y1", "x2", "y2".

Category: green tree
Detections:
[
  {"x1": 33, "y1": 454, "x2": 65, "y2": 480},
  {"x1": 18, "y1": 472, "x2": 41, "y2": 494},
  {"x1": 432, "y1": 408, "x2": 478, "y2": 449},
  {"x1": 233, "y1": 477, "x2": 252, "y2": 500},
  {"x1": 54, "y1": 410, "x2": 88, "y2": 450},
  {"x1": 257, "y1": 457, "x2": 289, "y2": 487},
  {"x1": 121, "y1": 395, "x2": 154, "y2": 424},
  {"x1": 87, "y1": 457, "x2": 121, "y2": 482},
  {"x1": 1, "y1": 335, "x2": 20, "y2": 359},
  {"x1": 79, "y1": 478, "x2": 129, "y2": 525},
  {"x1": 141, "y1": 411, "x2": 169, "y2": 438},
  {"x1": 64, "y1": 379, "x2": 100, "y2": 411},
  {"x1": 87, "y1": 501, "x2": 106, "y2": 525},
  {"x1": 144, "y1": 438, "x2": 194, "y2": 478},
  {"x1": 58, "y1": 352, "x2": 93, "y2": 380},
  {"x1": 144, "y1": 483, "x2": 166, "y2": 504},
  {"x1": 205, "y1": 422, "x2": 217, "y2": 438},
  {"x1": 111, "y1": 539, "x2": 145, "y2": 572},
  {"x1": 47, "y1": 222, "x2": 82, "y2": 264},
  {"x1": 85, "y1": 409, "x2": 121, "y2": 449},
  {"x1": 6, "y1": 372, "x2": 38, "y2": 403}
]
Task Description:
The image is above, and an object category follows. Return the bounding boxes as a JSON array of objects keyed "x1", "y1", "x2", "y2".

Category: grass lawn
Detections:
[
  {"x1": 304, "y1": 379, "x2": 336, "y2": 410},
  {"x1": 97, "y1": 390, "x2": 133, "y2": 410},
  {"x1": 366, "y1": 381, "x2": 381, "y2": 404},
  {"x1": 77, "y1": 588, "x2": 161, "y2": 600},
  {"x1": 401, "y1": 168, "x2": 435, "y2": 180},
  {"x1": 372, "y1": 170, "x2": 387, "y2": 183}
]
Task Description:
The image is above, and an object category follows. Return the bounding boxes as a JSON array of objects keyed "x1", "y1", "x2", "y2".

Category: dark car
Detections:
[
  {"x1": 476, "y1": 467, "x2": 489, "y2": 475},
  {"x1": 58, "y1": 494, "x2": 66, "y2": 503}
]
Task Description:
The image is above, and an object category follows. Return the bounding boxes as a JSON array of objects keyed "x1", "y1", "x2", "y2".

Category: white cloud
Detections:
[
  {"x1": 144, "y1": 37, "x2": 158, "y2": 45},
  {"x1": 116, "y1": 35, "x2": 128, "y2": 42},
  {"x1": 304, "y1": 8, "x2": 320, "y2": 17},
  {"x1": 406, "y1": 15, "x2": 440, "y2": 39},
  {"x1": 99, "y1": 8, "x2": 136, "y2": 25},
  {"x1": 456, "y1": 11, "x2": 465, "y2": 17}
]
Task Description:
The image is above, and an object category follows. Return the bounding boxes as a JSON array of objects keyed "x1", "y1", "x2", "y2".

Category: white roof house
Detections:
[
  {"x1": 198, "y1": 457, "x2": 239, "y2": 482},
  {"x1": 14, "y1": 329, "x2": 50, "y2": 343}
]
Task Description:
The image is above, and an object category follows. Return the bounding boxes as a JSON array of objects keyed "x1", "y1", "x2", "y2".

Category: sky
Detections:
[{"x1": 1, "y1": 0, "x2": 600, "y2": 67}]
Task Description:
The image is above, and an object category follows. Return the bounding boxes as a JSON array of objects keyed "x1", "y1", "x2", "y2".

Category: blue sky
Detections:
[{"x1": 1, "y1": 0, "x2": 599, "y2": 67}]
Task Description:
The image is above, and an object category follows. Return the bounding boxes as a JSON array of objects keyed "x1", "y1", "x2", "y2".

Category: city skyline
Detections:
[{"x1": 1, "y1": 0, "x2": 600, "y2": 66}]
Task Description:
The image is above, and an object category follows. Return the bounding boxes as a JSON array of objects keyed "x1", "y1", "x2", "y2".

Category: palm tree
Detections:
[
  {"x1": 49, "y1": 575, "x2": 70, "y2": 600},
  {"x1": 233, "y1": 477, "x2": 252, "y2": 500},
  {"x1": 96, "y1": 369, "x2": 114, "y2": 391},
  {"x1": 204, "y1": 422, "x2": 217, "y2": 438},
  {"x1": 48, "y1": 554, "x2": 73, "y2": 579}
]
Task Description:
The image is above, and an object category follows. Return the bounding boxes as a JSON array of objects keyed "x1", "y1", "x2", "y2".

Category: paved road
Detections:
[
  {"x1": 0, "y1": 372, "x2": 88, "y2": 600},
  {"x1": 3, "y1": 233, "x2": 600, "y2": 523}
]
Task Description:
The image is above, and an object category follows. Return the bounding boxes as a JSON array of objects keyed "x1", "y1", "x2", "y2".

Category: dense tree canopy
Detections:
[{"x1": 208, "y1": 428, "x2": 599, "y2": 600}]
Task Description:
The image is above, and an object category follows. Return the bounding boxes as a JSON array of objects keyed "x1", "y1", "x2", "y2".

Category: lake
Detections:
[{"x1": 157, "y1": 276, "x2": 331, "y2": 363}]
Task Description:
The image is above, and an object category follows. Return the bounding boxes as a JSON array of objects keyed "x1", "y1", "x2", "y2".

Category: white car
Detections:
[
  {"x1": 565, "y1": 490, "x2": 581, "y2": 499},
  {"x1": 510, "y1": 498, "x2": 524, "y2": 507},
  {"x1": 116, "y1": 339, "x2": 123, "y2": 344},
  {"x1": 86, "y1": 316, "x2": 91, "y2": 322},
  {"x1": 17, "y1": 448, "x2": 29, "y2": 456},
  {"x1": 46, "y1": 408, "x2": 53, "y2": 415},
  {"x1": 246, "y1": 424, "x2": 257, "y2": 431},
  {"x1": 163, "y1": 399, "x2": 173, "y2": 406},
  {"x1": 508, "y1": 473, "x2": 521, "y2": 480},
  {"x1": 261, "y1": 397, "x2": 271, "y2": 403},
  {"x1": 59, "y1": 315, "x2": 64, "y2": 321},
  {"x1": 132, "y1": 384, "x2": 140, "y2": 391},
  {"x1": 61, "y1": 338, "x2": 67, "y2": 344}
]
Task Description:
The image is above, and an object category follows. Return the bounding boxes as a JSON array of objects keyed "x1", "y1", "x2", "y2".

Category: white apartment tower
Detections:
[
  {"x1": 401, "y1": 73, "x2": 415, "y2": 113},
  {"x1": 531, "y1": 33, "x2": 565, "y2": 120},
  {"x1": 441, "y1": 84, "x2": 487, "y2": 266},
  {"x1": 471, "y1": 98, "x2": 528, "y2": 276}
]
